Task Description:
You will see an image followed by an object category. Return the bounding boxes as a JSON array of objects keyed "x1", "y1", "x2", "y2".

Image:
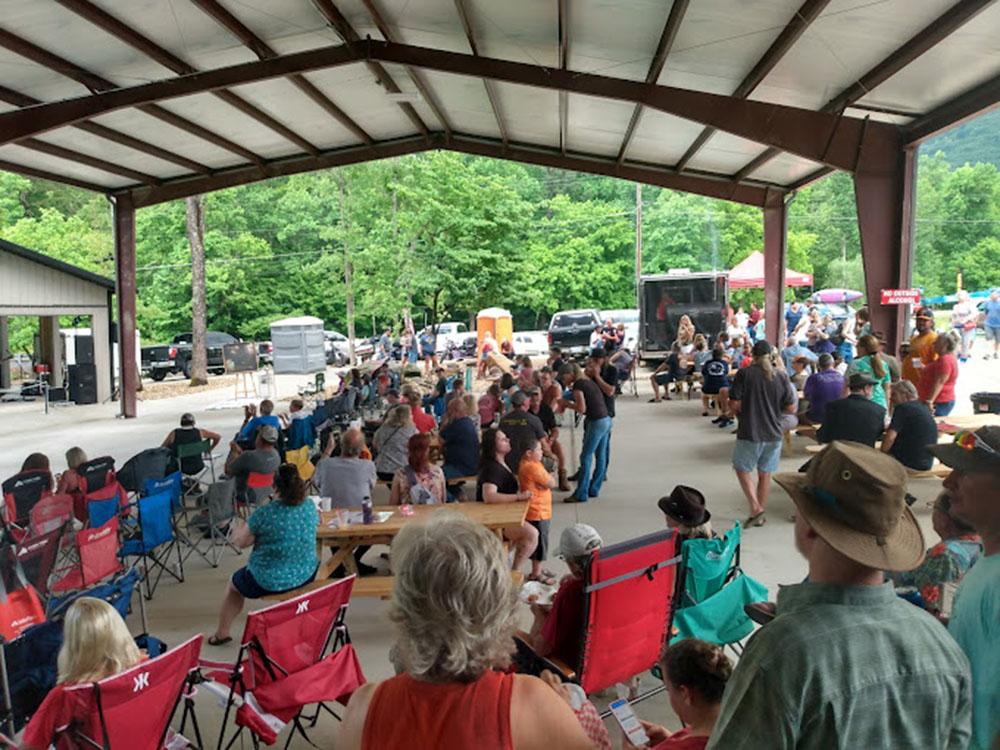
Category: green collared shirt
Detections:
[{"x1": 707, "y1": 581, "x2": 971, "y2": 750}]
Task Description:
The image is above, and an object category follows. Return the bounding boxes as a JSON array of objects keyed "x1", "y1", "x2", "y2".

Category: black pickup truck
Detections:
[
  {"x1": 141, "y1": 331, "x2": 239, "y2": 380},
  {"x1": 547, "y1": 309, "x2": 602, "y2": 358}
]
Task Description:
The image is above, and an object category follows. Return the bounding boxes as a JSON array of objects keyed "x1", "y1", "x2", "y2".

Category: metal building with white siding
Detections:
[{"x1": 1, "y1": 238, "x2": 115, "y2": 404}]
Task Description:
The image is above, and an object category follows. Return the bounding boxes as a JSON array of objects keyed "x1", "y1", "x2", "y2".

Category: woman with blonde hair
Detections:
[
  {"x1": 847, "y1": 334, "x2": 891, "y2": 409},
  {"x1": 338, "y1": 513, "x2": 594, "y2": 750},
  {"x1": 21, "y1": 597, "x2": 143, "y2": 749},
  {"x1": 677, "y1": 314, "x2": 696, "y2": 347},
  {"x1": 56, "y1": 446, "x2": 88, "y2": 495}
]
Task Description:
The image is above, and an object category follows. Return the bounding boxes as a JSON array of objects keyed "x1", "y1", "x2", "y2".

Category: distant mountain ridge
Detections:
[{"x1": 923, "y1": 107, "x2": 1000, "y2": 168}]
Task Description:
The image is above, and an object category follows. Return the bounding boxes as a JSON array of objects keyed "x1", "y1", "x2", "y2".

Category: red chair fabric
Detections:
[
  {"x1": 203, "y1": 577, "x2": 366, "y2": 746},
  {"x1": 14, "y1": 526, "x2": 63, "y2": 600},
  {"x1": 578, "y1": 530, "x2": 679, "y2": 695},
  {"x1": 28, "y1": 493, "x2": 74, "y2": 537},
  {"x1": 57, "y1": 635, "x2": 203, "y2": 750},
  {"x1": 0, "y1": 541, "x2": 45, "y2": 641},
  {"x1": 2, "y1": 470, "x2": 52, "y2": 539},
  {"x1": 49, "y1": 518, "x2": 123, "y2": 593}
]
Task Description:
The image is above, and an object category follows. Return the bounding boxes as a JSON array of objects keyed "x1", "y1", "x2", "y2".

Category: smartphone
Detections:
[{"x1": 609, "y1": 698, "x2": 649, "y2": 746}]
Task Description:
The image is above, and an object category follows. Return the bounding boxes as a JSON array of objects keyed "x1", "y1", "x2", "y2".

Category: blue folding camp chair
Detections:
[
  {"x1": 670, "y1": 522, "x2": 768, "y2": 655},
  {"x1": 119, "y1": 491, "x2": 184, "y2": 600}
]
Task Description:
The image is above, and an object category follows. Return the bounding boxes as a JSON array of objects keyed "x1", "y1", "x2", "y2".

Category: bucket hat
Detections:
[
  {"x1": 929, "y1": 426, "x2": 1000, "y2": 475},
  {"x1": 774, "y1": 441, "x2": 924, "y2": 571}
]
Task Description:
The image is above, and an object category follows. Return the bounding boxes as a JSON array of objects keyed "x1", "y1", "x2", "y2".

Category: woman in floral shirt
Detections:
[{"x1": 890, "y1": 492, "x2": 981, "y2": 615}]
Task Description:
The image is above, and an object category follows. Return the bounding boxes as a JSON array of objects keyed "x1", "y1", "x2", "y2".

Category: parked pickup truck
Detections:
[
  {"x1": 141, "y1": 331, "x2": 240, "y2": 380},
  {"x1": 433, "y1": 322, "x2": 472, "y2": 354},
  {"x1": 547, "y1": 309, "x2": 602, "y2": 357}
]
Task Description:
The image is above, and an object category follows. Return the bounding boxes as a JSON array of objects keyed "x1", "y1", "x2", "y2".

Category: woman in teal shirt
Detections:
[
  {"x1": 848, "y1": 334, "x2": 892, "y2": 410},
  {"x1": 209, "y1": 464, "x2": 318, "y2": 645}
]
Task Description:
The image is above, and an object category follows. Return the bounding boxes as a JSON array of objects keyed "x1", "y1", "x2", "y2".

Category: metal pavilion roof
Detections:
[{"x1": 0, "y1": 0, "x2": 998, "y2": 208}]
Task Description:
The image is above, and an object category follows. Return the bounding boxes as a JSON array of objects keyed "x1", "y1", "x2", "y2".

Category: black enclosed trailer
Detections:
[{"x1": 638, "y1": 272, "x2": 728, "y2": 363}]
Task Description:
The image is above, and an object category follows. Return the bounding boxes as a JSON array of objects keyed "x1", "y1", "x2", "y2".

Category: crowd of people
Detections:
[{"x1": 8, "y1": 294, "x2": 1000, "y2": 750}]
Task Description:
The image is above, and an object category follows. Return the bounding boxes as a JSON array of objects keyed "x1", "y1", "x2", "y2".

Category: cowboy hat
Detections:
[
  {"x1": 657, "y1": 485, "x2": 711, "y2": 526},
  {"x1": 774, "y1": 441, "x2": 924, "y2": 571}
]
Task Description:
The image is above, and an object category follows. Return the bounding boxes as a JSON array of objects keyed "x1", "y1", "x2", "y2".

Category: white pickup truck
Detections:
[{"x1": 433, "y1": 322, "x2": 472, "y2": 354}]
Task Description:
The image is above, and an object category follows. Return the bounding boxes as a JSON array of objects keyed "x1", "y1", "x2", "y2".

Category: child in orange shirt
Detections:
[{"x1": 518, "y1": 439, "x2": 557, "y2": 584}]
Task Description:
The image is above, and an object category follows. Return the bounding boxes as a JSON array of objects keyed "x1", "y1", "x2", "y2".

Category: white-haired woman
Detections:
[
  {"x1": 950, "y1": 289, "x2": 977, "y2": 362},
  {"x1": 373, "y1": 404, "x2": 418, "y2": 482},
  {"x1": 21, "y1": 597, "x2": 144, "y2": 749},
  {"x1": 338, "y1": 513, "x2": 594, "y2": 750}
]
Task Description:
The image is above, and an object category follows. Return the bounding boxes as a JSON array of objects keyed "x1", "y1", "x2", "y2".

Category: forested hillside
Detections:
[
  {"x1": 1, "y1": 146, "x2": 999, "y2": 352},
  {"x1": 924, "y1": 107, "x2": 1000, "y2": 169}
]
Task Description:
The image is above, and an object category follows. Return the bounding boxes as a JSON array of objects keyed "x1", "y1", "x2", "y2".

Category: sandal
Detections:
[
  {"x1": 744, "y1": 512, "x2": 766, "y2": 528},
  {"x1": 207, "y1": 634, "x2": 232, "y2": 647}
]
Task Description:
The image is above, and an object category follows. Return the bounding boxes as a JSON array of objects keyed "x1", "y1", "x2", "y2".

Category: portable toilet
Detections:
[
  {"x1": 269, "y1": 316, "x2": 325, "y2": 374},
  {"x1": 476, "y1": 307, "x2": 513, "y2": 355}
]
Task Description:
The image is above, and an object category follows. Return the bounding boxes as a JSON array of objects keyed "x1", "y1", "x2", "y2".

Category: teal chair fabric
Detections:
[{"x1": 671, "y1": 522, "x2": 768, "y2": 646}]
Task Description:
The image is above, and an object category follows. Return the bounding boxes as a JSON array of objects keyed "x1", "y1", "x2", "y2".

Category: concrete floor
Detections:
[{"x1": 2, "y1": 354, "x2": 981, "y2": 747}]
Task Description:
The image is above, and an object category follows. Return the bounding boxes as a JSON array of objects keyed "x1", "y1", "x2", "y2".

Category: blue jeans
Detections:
[
  {"x1": 576, "y1": 416, "x2": 612, "y2": 499},
  {"x1": 933, "y1": 401, "x2": 955, "y2": 417}
]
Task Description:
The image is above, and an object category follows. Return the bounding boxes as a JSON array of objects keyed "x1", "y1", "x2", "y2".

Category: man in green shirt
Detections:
[
  {"x1": 933, "y1": 426, "x2": 1000, "y2": 750},
  {"x1": 708, "y1": 441, "x2": 971, "y2": 749}
]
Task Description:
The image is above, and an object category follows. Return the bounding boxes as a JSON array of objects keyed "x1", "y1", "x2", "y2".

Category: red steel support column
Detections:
[
  {"x1": 763, "y1": 190, "x2": 787, "y2": 347},
  {"x1": 113, "y1": 194, "x2": 138, "y2": 418},
  {"x1": 854, "y1": 130, "x2": 914, "y2": 355}
]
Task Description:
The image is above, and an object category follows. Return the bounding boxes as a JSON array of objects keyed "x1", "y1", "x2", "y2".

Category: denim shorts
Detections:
[
  {"x1": 986, "y1": 325, "x2": 1000, "y2": 343},
  {"x1": 232, "y1": 565, "x2": 317, "y2": 599},
  {"x1": 732, "y1": 439, "x2": 783, "y2": 474}
]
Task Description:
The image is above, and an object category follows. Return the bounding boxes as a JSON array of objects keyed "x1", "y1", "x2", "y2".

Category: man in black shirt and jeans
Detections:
[
  {"x1": 562, "y1": 358, "x2": 612, "y2": 503},
  {"x1": 592, "y1": 348, "x2": 619, "y2": 483},
  {"x1": 881, "y1": 379, "x2": 938, "y2": 470},
  {"x1": 498, "y1": 390, "x2": 548, "y2": 474}
]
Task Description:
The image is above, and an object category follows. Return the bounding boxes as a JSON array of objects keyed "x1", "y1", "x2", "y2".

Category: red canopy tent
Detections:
[{"x1": 728, "y1": 251, "x2": 813, "y2": 290}]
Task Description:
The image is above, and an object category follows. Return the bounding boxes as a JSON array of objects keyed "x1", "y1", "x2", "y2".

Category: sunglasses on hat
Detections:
[{"x1": 954, "y1": 430, "x2": 999, "y2": 457}]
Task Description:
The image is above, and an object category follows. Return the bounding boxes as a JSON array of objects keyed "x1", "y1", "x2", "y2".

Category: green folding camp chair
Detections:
[{"x1": 670, "y1": 522, "x2": 768, "y2": 653}]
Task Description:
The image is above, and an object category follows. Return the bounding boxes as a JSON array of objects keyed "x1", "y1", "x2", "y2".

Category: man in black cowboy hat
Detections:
[
  {"x1": 816, "y1": 372, "x2": 885, "y2": 447},
  {"x1": 932, "y1": 426, "x2": 1000, "y2": 750},
  {"x1": 709, "y1": 442, "x2": 971, "y2": 749}
]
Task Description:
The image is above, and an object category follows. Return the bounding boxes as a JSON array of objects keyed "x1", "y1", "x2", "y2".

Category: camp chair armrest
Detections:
[
  {"x1": 513, "y1": 631, "x2": 577, "y2": 681},
  {"x1": 198, "y1": 658, "x2": 240, "y2": 672}
]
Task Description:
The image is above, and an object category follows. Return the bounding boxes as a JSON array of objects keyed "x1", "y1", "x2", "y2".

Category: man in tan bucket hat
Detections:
[{"x1": 708, "y1": 441, "x2": 971, "y2": 749}]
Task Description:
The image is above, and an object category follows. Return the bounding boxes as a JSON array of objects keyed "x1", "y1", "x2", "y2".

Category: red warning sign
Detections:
[{"x1": 880, "y1": 289, "x2": 921, "y2": 305}]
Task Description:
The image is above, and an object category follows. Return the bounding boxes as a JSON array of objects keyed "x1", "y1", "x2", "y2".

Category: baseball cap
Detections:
[
  {"x1": 774, "y1": 441, "x2": 924, "y2": 571},
  {"x1": 929, "y1": 426, "x2": 1000, "y2": 475},
  {"x1": 915, "y1": 306, "x2": 935, "y2": 321},
  {"x1": 848, "y1": 371, "x2": 877, "y2": 389},
  {"x1": 258, "y1": 425, "x2": 279, "y2": 444},
  {"x1": 510, "y1": 390, "x2": 528, "y2": 408},
  {"x1": 751, "y1": 340, "x2": 772, "y2": 357},
  {"x1": 558, "y1": 523, "x2": 603, "y2": 559}
]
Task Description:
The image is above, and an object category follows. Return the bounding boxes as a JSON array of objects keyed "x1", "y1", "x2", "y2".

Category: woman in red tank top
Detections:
[{"x1": 337, "y1": 513, "x2": 594, "y2": 750}]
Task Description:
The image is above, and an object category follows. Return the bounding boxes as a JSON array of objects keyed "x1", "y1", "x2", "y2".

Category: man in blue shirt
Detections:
[
  {"x1": 237, "y1": 399, "x2": 281, "y2": 445},
  {"x1": 781, "y1": 337, "x2": 818, "y2": 372},
  {"x1": 982, "y1": 288, "x2": 1000, "y2": 360},
  {"x1": 932, "y1": 426, "x2": 1000, "y2": 750}
]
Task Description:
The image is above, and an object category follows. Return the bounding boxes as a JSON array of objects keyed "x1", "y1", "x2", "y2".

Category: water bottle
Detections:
[{"x1": 361, "y1": 495, "x2": 373, "y2": 525}]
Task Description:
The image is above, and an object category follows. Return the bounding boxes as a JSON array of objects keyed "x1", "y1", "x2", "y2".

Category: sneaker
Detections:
[
  {"x1": 562, "y1": 494, "x2": 587, "y2": 504},
  {"x1": 711, "y1": 416, "x2": 724, "y2": 424}
]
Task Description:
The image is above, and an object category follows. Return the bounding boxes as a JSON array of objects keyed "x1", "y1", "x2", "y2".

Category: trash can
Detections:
[{"x1": 970, "y1": 392, "x2": 1000, "y2": 414}]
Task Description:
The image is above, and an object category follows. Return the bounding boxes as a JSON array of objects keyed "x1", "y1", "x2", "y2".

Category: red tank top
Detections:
[{"x1": 361, "y1": 671, "x2": 515, "y2": 750}]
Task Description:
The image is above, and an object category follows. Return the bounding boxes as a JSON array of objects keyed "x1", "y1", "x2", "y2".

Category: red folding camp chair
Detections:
[
  {"x1": 237, "y1": 472, "x2": 274, "y2": 518},
  {"x1": 13, "y1": 526, "x2": 63, "y2": 603},
  {"x1": 28, "y1": 492, "x2": 74, "y2": 537},
  {"x1": 49, "y1": 518, "x2": 123, "y2": 596},
  {"x1": 52, "y1": 635, "x2": 204, "y2": 750},
  {"x1": 1, "y1": 470, "x2": 53, "y2": 541},
  {"x1": 200, "y1": 578, "x2": 365, "y2": 749},
  {"x1": 529, "y1": 529, "x2": 680, "y2": 705}
]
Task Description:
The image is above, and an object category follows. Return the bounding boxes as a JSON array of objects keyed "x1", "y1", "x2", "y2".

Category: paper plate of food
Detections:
[{"x1": 519, "y1": 580, "x2": 557, "y2": 607}]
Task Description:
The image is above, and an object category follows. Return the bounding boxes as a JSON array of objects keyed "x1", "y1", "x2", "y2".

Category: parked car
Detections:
[
  {"x1": 512, "y1": 331, "x2": 549, "y2": 358},
  {"x1": 323, "y1": 330, "x2": 351, "y2": 365},
  {"x1": 141, "y1": 331, "x2": 239, "y2": 380},
  {"x1": 547, "y1": 309, "x2": 602, "y2": 357},
  {"x1": 601, "y1": 308, "x2": 640, "y2": 351}
]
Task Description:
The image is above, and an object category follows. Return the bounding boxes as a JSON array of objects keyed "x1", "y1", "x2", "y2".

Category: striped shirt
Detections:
[{"x1": 708, "y1": 581, "x2": 971, "y2": 750}]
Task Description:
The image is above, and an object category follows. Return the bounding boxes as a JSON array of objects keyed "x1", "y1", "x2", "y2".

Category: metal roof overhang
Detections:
[{"x1": 0, "y1": 0, "x2": 996, "y2": 207}]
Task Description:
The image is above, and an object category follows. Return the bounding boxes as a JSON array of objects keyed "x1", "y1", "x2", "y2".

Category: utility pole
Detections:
[{"x1": 635, "y1": 182, "x2": 643, "y2": 308}]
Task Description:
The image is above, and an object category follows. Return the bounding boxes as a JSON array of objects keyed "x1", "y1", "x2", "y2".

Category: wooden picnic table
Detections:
[
  {"x1": 936, "y1": 414, "x2": 1000, "y2": 433},
  {"x1": 315, "y1": 501, "x2": 528, "y2": 583}
]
